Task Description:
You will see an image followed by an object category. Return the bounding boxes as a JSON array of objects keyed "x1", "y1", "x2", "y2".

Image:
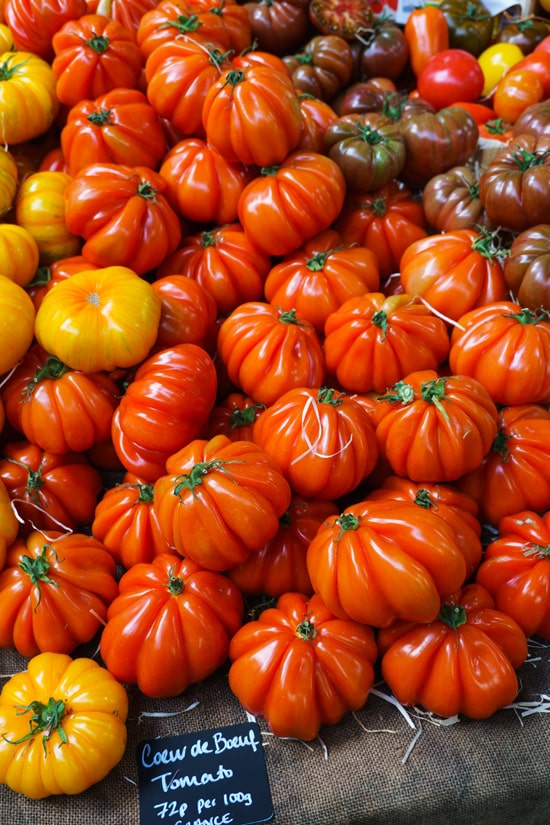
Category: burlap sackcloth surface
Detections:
[{"x1": 1, "y1": 636, "x2": 549, "y2": 825}]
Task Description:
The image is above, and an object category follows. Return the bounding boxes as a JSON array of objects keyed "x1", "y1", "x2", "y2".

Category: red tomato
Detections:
[
  {"x1": 476, "y1": 510, "x2": 550, "y2": 640},
  {"x1": 417, "y1": 49, "x2": 485, "y2": 110},
  {"x1": 378, "y1": 582, "x2": 528, "y2": 719},
  {"x1": 100, "y1": 553, "x2": 244, "y2": 698},
  {"x1": 228, "y1": 591, "x2": 378, "y2": 741},
  {"x1": 0, "y1": 530, "x2": 118, "y2": 657}
]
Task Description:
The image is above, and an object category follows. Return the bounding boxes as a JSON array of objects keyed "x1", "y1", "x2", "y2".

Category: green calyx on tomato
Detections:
[
  {"x1": 87, "y1": 108, "x2": 114, "y2": 126},
  {"x1": 18, "y1": 545, "x2": 59, "y2": 605},
  {"x1": 470, "y1": 226, "x2": 508, "y2": 261},
  {"x1": 438, "y1": 602, "x2": 468, "y2": 628},
  {"x1": 378, "y1": 380, "x2": 415, "y2": 404},
  {"x1": 372, "y1": 309, "x2": 389, "y2": 339},
  {"x1": 4, "y1": 697, "x2": 68, "y2": 756},
  {"x1": 335, "y1": 512, "x2": 360, "y2": 537},
  {"x1": 160, "y1": 13, "x2": 201, "y2": 34},
  {"x1": 490, "y1": 426, "x2": 511, "y2": 462},
  {"x1": 173, "y1": 459, "x2": 242, "y2": 495},
  {"x1": 317, "y1": 386, "x2": 344, "y2": 405},
  {"x1": 165, "y1": 568, "x2": 185, "y2": 595},
  {"x1": 512, "y1": 145, "x2": 550, "y2": 171},
  {"x1": 25, "y1": 356, "x2": 70, "y2": 399},
  {"x1": 523, "y1": 542, "x2": 550, "y2": 559},
  {"x1": 504, "y1": 307, "x2": 550, "y2": 325},
  {"x1": 295, "y1": 617, "x2": 317, "y2": 640},
  {"x1": 229, "y1": 403, "x2": 265, "y2": 430},
  {"x1": 87, "y1": 34, "x2": 110, "y2": 54},
  {"x1": 421, "y1": 378, "x2": 451, "y2": 422},
  {"x1": 306, "y1": 247, "x2": 342, "y2": 271},
  {"x1": 413, "y1": 488, "x2": 436, "y2": 510}
]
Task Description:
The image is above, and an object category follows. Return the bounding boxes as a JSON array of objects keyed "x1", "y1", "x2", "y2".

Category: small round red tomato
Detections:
[{"x1": 417, "y1": 49, "x2": 485, "y2": 110}]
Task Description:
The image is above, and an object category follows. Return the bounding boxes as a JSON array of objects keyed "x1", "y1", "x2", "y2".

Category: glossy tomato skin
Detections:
[
  {"x1": 398, "y1": 105, "x2": 479, "y2": 187},
  {"x1": 158, "y1": 138, "x2": 254, "y2": 226},
  {"x1": 479, "y1": 134, "x2": 550, "y2": 233},
  {"x1": 91, "y1": 472, "x2": 172, "y2": 568},
  {"x1": 323, "y1": 112, "x2": 406, "y2": 192},
  {"x1": 399, "y1": 227, "x2": 508, "y2": 321},
  {"x1": 503, "y1": 223, "x2": 550, "y2": 310},
  {"x1": 333, "y1": 181, "x2": 428, "y2": 280},
  {"x1": 237, "y1": 151, "x2": 346, "y2": 257},
  {"x1": 283, "y1": 34, "x2": 354, "y2": 101},
  {"x1": 417, "y1": 49, "x2": 485, "y2": 110},
  {"x1": 422, "y1": 165, "x2": 491, "y2": 232},
  {"x1": 263, "y1": 228, "x2": 380, "y2": 334},
  {"x1": 404, "y1": 4, "x2": 449, "y2": 77},
  {"x1": 0, "y1": 440, "x2": 103, "y2": 535},
  {"x1": 378, "y1": 583, "x2": 528, "y2": 719},
  {"x1": 354, "y1": 18, "x2": 409, "y2": 80},
  {"x1": 100, "y1": 553, "x2": 244, "y2": 698},
  {"x1": 3, "y1": 0, "x2": 87, "y2": 60},
  {"x1": 51, "y1": 14, "x2": 143, "y2": 107},
  {"x1": 217, "y1": 302, "x2": 326, "y2": 406},
  {"x1": 323, "y1": 292, "x2": 451, "y2": 394},
  {"x1": 2, "y1": 344, "x2": 118, "y2": 454},
  {"x1": 0, "y1": 652, "x2": 128, "y2": 799},
  {"x1": 228, "y1": 591, "x2": 378, "y2": 741},
  {"x1": 492, "y1": 69, "x2": 544, "y2": 124},
  {"x1": 0, "y1": 530, "x2": 118, "y2": 657},
  {"x1": 438, "y1": 0, "x2": 493, "y2": 56},
  {"x1": 60, "y1": 88, "x2": 168, "y2": 176},
  {"x1": 151, "y1": 274, "x2": 218, "y2": 352},
  {"x1": 227, "y1": 496, "x2": 338, "y2": 598},
  {"x1": 365, "y1": 475, "x2": 482, "y2": 580},
  {"x1": 158, "y1": 224, "x2": 271, "y2": 316},
  {"x1": 0, "y1": 51, "x2": 59, "y2": 144},
  {"x1": 112, "y1": 343, "x2": 218, "y2": 481},
  {"x1": 252, "y1": 386, "x2": 380, "y2": 500},
  {"x1": 0, "y1": 275, "x2": 35, "y2": 375},
  {"x1": 243, "y1": 0, "x2": 311, "y2": 56},
  {"x1": 202, "y1": 64, "x2": 302, "y2": 167},
  {"x1": 457, "y1": 404, "x2": 550, "y2": 526},
  {"x1": 64, "y1": 163, "x2": 182, "y2": 275},
  {"x1": 34, "y1": 265, "x2": 161, "y2": 373},
  {"x1": 306, "y1": 498, "x2": 468, "y2": 627},
  {"x1": 449, "y1": 301, "x2": 550, "y2": 406},
  {"x1": 373, "y1": 369, "x2": 499, "y2": 483},
  {"x1": 475, "y1": 510, "x2": 550, "y2": 639},
  {"x1": 153, "y1": 435, "x2": 292, "y2": 571}
]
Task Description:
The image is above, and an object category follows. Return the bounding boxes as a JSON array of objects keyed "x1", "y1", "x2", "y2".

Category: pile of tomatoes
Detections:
[{"x1": 0, "y1": 0, "x2": 550, "y2": 801}]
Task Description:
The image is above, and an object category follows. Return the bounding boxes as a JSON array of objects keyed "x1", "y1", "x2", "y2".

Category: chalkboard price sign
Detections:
[{"x1": 137, "y1": 722, "x2": 274, "y2": 825}]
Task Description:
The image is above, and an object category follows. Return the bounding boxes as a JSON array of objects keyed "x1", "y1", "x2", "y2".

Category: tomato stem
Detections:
[
  {"x1": 335, "y1": 512, "x2": 359, "y2": 540},
  {"x1": 159, "y1": 13, "x2": 201, "y2": 33},
  {"x1": 4, "y1": 697, "x2": 67, "y2": 757},
  {"x1": 18, "y1": 545, "x2": 60, "y2": 607},
  {"x1": 524, "y1": 542, "x2": 550, "y2": 559},
  {"x1": 87, "y1": 33, "x2": 110, "y2": 53},
  {"x1": 414, "y1": 488, "x2": 435, "y2": 509},
  {"x1": 295, "y1": 617, "x2": 317, "y2": 640},
  {"x1": 166, "y1": 568, "x2": 185, "y2": 595},
  {"x1": 438, "y1": 603, "x2": 467, "y2": 629},
  {"x1": 317, "y1": 387, "x2": 344, "y2": 405},
  {"x1": 88, "y1": 108, "x2": 113, "y2": 126},
  {"x1": 172, "y1": 459, "x2": 243, "y2": 496},
  {"x1": 227, "y1": 403, "x2": 265, "y2": 430},
  {"x1": 421, "y1": 377, "x2": 451, "y2": 423},
  {"x1": 372, "y1": 309, "x2": 388, "y2": 340},
  {"x1": 25, "y1": 356, "x2": 70, "y2": 400},
  {"x1": 377, "y1": 380, "x2": 415, "y2": 405},
  {"x1": 505, "y1": 307, "x2": 550, "y2": 325}
]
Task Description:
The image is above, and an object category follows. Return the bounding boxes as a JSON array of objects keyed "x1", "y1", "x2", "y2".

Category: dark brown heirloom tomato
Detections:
[
  {"x1": 308, "y1": 0, "x2": 372, "y2": 39},
  {"x1": 244, "y1": 0, "x2": 312, "y2": 56},
  {"x1": 513, "y1": 99, "x2": 550, "y2": 138},
  {"x1": 283, "y1": 34, "x2": 353, "y2": 100},
  {"x1": 334, "y1": 81, "x2": 386, "y2": 116},
  {"x1": 437, "y1": 0, "x2": 493, "y2": 57},
  {"x1": 398, "y1": 105, "x2": 479, "y2": 187},
  {"x1": 422, "y1": 165, "x2": 492, "y2": 232},
  {"x1": 323, "y1": 112, "x2": 406, "y2": 192},
  {"x1": 496, "y1": 17, "x2": 550, "y2": 55},
  {"x1": 353, "y1": 17, "x2": 409, "y2": 81},
  {"x1": 479, "y1": 134, "x2": 550, "y2": 233},
  {"x1": 503, "y1": 224, "x2": 550, "y2": 310}
]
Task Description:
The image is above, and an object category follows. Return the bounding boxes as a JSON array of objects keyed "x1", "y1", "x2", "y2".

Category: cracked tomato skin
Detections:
[
  {"x1": 228, "y1": 591, "x2": 378, "y2": 740},
  {"x1": 0, "y1": 651, "x2": 128, "y2": 799},
  {"x1": 100, "y1": 553, "x2": 244, "y2": 698},
  {"x1": 153, "y1": 435, "x2": 292, "y2": 572},
  {"x1": 308, "y1": 0, "x2": 372, "y2": 39},
  {"x1": 378, "y1": 583, "x2": 528, "y2": 719}
]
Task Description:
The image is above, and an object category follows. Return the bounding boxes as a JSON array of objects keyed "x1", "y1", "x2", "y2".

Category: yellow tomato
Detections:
[
  {"x1": 0, "y1": 652, "x2": 128, "y2": 799},
  {"x1": 34, "y1": 265, "x2": 162, "y2": 372},
  {"x1": 15, "y1": 170, "x2": 81, "y2": 265},
  {"x1": 0, "y1": 24, "x2": 13, "y2": 53},
  {"x1": 0, "y1": 274, "x2": 35, "y2": 374},
  {"x1": 0, "y1": 224, "x2": 40, "y2": 285},
  {"x1": 0, "y1": 52, "x2": 59, "y2": 144},
  {"x1": 478, "y1": 42, "x2": 525, "y2": 98},
  {"x1": 0, "y1": 147, "x2": 16, "y2": 218}
]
